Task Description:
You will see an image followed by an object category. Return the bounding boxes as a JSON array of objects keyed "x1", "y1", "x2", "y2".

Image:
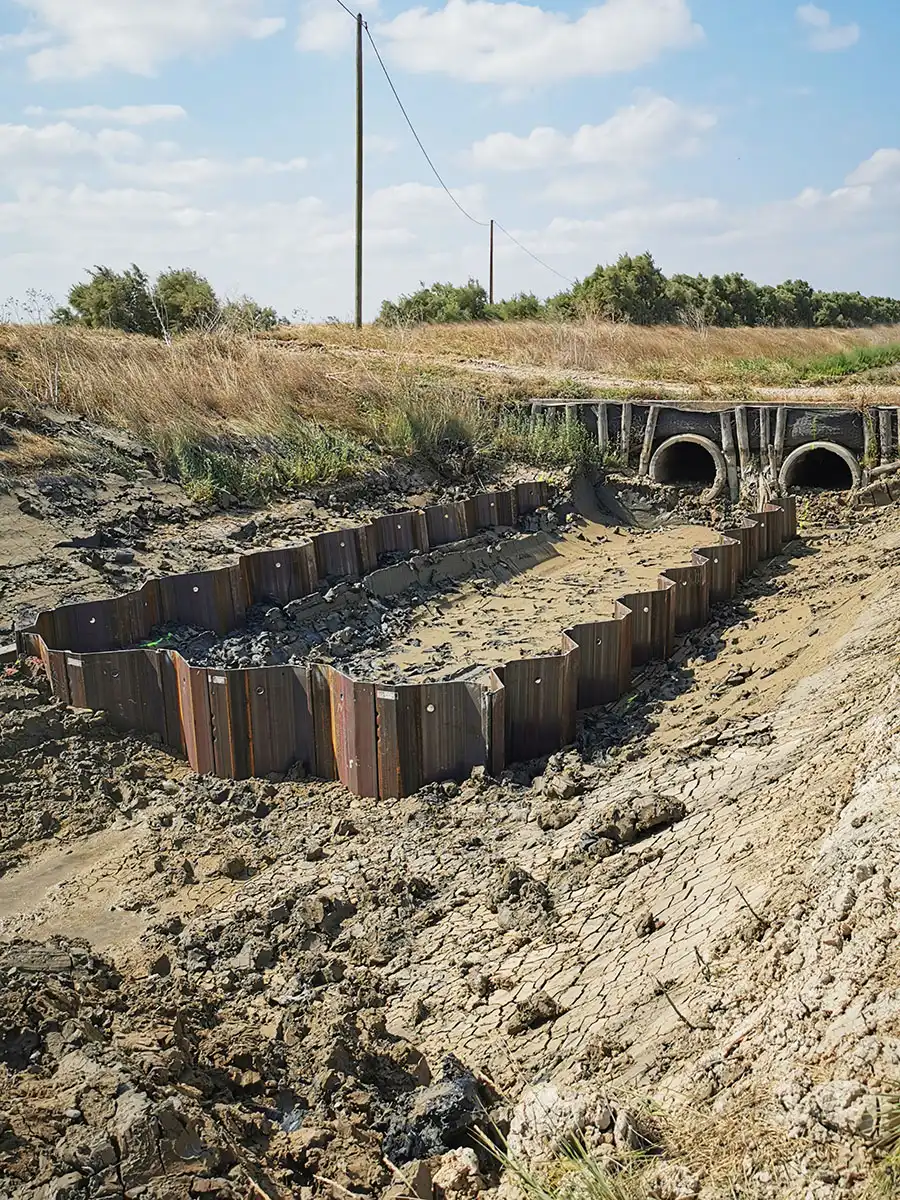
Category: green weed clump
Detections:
[
  {"x1": 795, "y1": 343, "x2": 900, "y2": 383},
  {"x1": 164, "y1": 421, "x2": 372, "y2": 504}
]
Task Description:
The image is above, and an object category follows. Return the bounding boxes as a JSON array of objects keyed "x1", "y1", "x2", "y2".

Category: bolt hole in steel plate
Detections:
[
  {"x1": 426, "y1": 703, "x2": 435, "y2": 713},
  {"x1": 89, "y1": 617, "x2": 96, "y2": 624},
  {"x1": 276, "y1": 561, "x2": 282, "y2": 568},
  {"x1": 256, "y1": 687, "x2": 265, "y2": 695},
  {"x1": 193, "y1": 586, "x2": 199, "y2": 593},
  {"x1": 643, "y1": 606, "x2": 650, "y2": 613},
  {"x1": 535, "y1": 677, "x2": 542, "y2": 685}
]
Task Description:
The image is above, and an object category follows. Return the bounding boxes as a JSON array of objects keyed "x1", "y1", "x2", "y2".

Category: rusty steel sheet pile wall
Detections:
[{"x1": 20, "y1": 486, "x2": 798, "y2": 799}]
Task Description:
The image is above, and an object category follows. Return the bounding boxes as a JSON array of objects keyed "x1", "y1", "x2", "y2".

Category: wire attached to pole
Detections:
[{"x1": 329, "y1": 0, "x2": 574, "y2": 288}]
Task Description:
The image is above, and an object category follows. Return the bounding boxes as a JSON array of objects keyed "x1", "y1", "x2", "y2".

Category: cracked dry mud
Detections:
[{"x1": 2, "y1": 472, "x2": 900, "y2": 1200}]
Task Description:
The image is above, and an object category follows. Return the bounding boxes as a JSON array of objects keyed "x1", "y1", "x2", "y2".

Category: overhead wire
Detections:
[
  {"x1": 364, "y1": 25, "x2": 490, "y2": 228},
  {"x1": 330, "y1": 0, "x2": 571, "y2": 283},
  {"x1": 493, "y1": 221, "x2": 574, "y2": 286}
]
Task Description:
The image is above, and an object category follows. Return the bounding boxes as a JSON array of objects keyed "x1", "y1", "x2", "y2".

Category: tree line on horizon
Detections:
[
  {"x1": 44, "y1": 253, "x2": 900, "y2": 335},
  {"x1": 377, "y1": 252, "x2": 900, "y2": 329},
  {"x1": 51, "y1": 264, "x2": 281, "y2": 337}
]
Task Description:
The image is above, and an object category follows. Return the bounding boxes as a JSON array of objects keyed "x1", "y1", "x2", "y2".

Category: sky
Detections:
[{"x1": 0, "y1": 0, "x2": 897, "y2": 321}]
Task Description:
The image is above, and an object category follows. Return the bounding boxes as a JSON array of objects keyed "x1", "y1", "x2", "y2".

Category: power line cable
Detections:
[
  {"x1": 330, "y1": 0, "x2": 573, "y2": 286},
  {"x1": 364, "y1": 25, "x2": 490, "y2": 228},
  {"x1": 494, "y1": 221, "x2": 574, "y2": 286}
]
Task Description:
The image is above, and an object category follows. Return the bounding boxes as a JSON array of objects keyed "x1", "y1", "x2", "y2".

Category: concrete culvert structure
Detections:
[
  {"x1": 779, "y1": 441, "x2": 862, "y2": 493},
  {"x1": 649, "y1": 435, "x2": 727, "y2": 502}
]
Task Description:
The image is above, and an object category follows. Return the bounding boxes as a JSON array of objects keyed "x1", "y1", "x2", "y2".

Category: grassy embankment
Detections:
[
  {"x1": 1, "y1": 322, "x2": 898, "y2": 503},
  {"x1": 293, "y1": 321, "x2": 900, "y2": 387}
]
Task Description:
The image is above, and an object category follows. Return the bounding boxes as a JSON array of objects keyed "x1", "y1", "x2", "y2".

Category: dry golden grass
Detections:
[
  {"x1": 276, "y1": 319, "x2": 900, "y2": 386},
  {"x1": 2, "y1": 320, "x2": 899, "y2": 495},
  {"x1": 0, "y1": 324, "x2": 587, "y2": 496},
  {"x1": 0, "y1": 429, "x2": 80, "y2": 473}
]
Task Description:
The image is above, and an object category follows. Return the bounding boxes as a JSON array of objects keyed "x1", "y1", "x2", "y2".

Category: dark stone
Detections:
[{"x1": 380, "y1": 1055, "x2": 481, "y2": 1165}]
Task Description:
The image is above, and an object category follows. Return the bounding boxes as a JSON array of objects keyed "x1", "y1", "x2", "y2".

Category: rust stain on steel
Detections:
[
  {"x1": 206, "y1": 669, "x2": 251, "y2": 779},
  {"x1": 328, "y1": 667, "x2": 379, "y2": 798},
  {"x1": 660, "y1": 560, "x2": 710, "y2": 635},
  {"x1": 375, "y1": 679, "x2": 493, "y2": 800},
  {"x1": 567, "y1": 601, "x2": 632, "y2": 709},
  {"x1": 500, "y1": 632, "x2": 579, "y2": 762},
  {"x1": 175, "y1": 657, "x2": 216, "y2": 775},
  {"x1": 242, "y1": 544, "x2": 317, "y2": 606},
  {"x1": 618, "y1": 585, "x2": 675, "y2": 666},
  {"x1": 373, "y1": 510, "x2": 429, "y2": 557}
]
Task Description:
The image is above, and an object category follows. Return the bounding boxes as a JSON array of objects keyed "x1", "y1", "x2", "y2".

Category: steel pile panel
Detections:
[
  {"x1": 174, "y1": 657, "x2": 216, "y2": 775},
  {"x1": 158, "y1": 565, "x2": 247, "y2": 635},
  {"x1": 515, "y1": 481, "x2": 549, "y2": 514},
  {"x1": 485, "y1": 670, "x2": 506, "y2": 777},
  {"x1": 375, "y1": 679, "x2": 493, "y2": 799},
  {"x1": 501, "y1": 634, "x2": 579, "y2": 762},
  {"x1": 373, "y1": 510, "x2": 430, "y2": 557},
  {"x1": 618, "y1": 585, "x2": 675, "y2": 666},
  {"x1": 787, "y1": 496, "x2": 797, "y2": 538},
  {"x1": 764, "y1": 502, "x2": 787, "y2": 551},
  {"x1": 722, "y1": 518, "x2": 761, "y2": 577},
  {"x1": 567, "y1": 602, "x2": 632, "y2": 709},
  {"x1": 313, "y1": 527, "x2": 369, "y2": 581},
  {"x1": 243, "y1": 664, "x2": 318, "y2": 779},
  {"x1": 21, "y1": 486, "x2": 800, "y2": 801},
  {"x1": 424, "y1": 502, "x2": 473, "y2": 547},
  {"x1": 203, "y1": 669, "x2": 251, "y2": 779},
  {"x1": 328, "y1": 667, "x2": 379, "y2": 798},
  {"x1": 63, "y1": 648, "x2": 172, "y2": 742},
  {"x1": 473, "y1": 490, "x2": 517, "y2": 529},
  {"x1": 660, "y1": 559, "x2": 710, "y2": 635},
  {"x1": 242, "y1": 543, "x2": 318, "y2": 606},
  {"x1": 749, "y1": 510, "x2": 779, "y2": 559},
  {"x1": 692, "y1": 538, "x2": 741, "y2": 604}
]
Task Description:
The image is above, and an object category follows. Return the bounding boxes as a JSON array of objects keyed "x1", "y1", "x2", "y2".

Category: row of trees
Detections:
[
  {"x1": 378, "y1": 253, "x2": 900, "y2": 329},
  {"x1": 52, "y1": 265, "x2": 281, "y2": 337}
]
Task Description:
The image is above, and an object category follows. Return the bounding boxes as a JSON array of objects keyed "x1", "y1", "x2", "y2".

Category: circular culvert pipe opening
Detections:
[
  {"x1": 649, "y1": 435, "x2": 727, "y2": 501},
  {"x1": 779, "y1": 441, "x2": 861, "y2": 493}
]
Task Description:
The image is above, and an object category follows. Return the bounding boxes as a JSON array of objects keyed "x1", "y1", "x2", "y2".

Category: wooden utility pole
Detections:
[
  {"x1": 354, "y1": 13, "x2": 364, "y2": 329},
  {"x1": 489, "y1": 219, "x2": 494, "y2": 304}
]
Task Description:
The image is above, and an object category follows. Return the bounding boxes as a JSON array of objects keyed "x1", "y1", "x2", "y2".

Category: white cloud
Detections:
[
  {"x1": 845, "y1": 148, "x2": 900, "y2": 187},
  {"x1": 374, "y1": 0, "x2": 703, "y2": 86},
  {"x1": 11, "y1": 0, "x2": 285, "y2": 79},
  {"x1": 796, "y1": 4, "x2": 859, "y2": 52},
  {"x1": 472, "y1": 95, "x2": 715, "y2": 170},
  {"x1": 112, "y1": 155, "x2": 308, "y2": 186},
  {"x1": 25, "y1": 104, "x2": 188, "y2": 125},
  {"x1": 297, "y1": 0, "x2": 372, "y2": 52},
  {"x1": 0, "y1": 121, "x2": 145, "y2": 169},
  {"x1": 367, "y1": 181, "x2": 487, "y2": 225},
  {"x1": 364, "y1": 134, "x2": 399, "y2": 155}
]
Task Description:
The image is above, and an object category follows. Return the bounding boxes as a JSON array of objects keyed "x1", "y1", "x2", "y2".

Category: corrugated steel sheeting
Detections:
[{"x1": 19, "y1": 484, "x2": 794, "y2": 799}]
